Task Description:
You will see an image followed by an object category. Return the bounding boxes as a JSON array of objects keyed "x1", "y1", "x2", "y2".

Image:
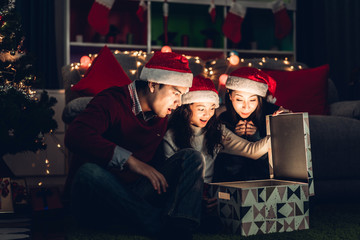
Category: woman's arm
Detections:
[{"x1": 220, "y1": 125, "x2": 269, "y2": 159}]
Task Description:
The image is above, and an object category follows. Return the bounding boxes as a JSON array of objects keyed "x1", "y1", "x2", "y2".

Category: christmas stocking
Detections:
[
  {"x1": 88, "y1": 0, "x2": 115, "y2": 35},
  {"x1": 209, "y1": 0, "x2": 216, "y2": 23},
  {"x1": 136, "y1": 0, "x2": 147, "y2": 22},
  {"x1": 272, "y1": 0, "x2": 292, "y2": 39},
  {"x1": 222, "y1": 1, "x2": 246, "y2": 43},
  {"x1": 163, "y1": 0, "x2": 169, "y2": 44}
]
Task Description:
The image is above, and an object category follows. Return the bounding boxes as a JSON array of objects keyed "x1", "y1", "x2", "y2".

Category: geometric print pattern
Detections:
[
  {"x1": 210, "y1": 181, "x2": 310, "y2": 236},
  {"x1": 209, "y1": 113, "x2": 314, "y2": 236}
]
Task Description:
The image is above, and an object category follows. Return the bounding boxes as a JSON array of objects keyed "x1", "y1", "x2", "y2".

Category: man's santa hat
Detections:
[
  {"x1": 140, "y1": 51, "x2": 193, "y2": 88},
  {"x1": 182, "y1": 75, "x2": 219, "y2": 108},
  {"x1": 226, "y1": 67, "x2": 277, "y2": 103}
]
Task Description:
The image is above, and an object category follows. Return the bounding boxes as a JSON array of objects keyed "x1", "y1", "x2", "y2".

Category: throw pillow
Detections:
[
  {"x1": 263, "y1": 64, "x2": 329, "y2": 115},
  {"x1": 71, "y1": 45, "x2": 131, "y2": 96}
]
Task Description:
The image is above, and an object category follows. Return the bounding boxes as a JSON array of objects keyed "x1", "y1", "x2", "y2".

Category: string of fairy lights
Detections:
[{"x1": 63, "y1": 46, "x2": 307, "y2": 187}]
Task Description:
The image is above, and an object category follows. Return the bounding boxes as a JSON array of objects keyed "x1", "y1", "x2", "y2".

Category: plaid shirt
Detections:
[{"x1": 128, "y1": 81, "x2": 156, "y2": 121}]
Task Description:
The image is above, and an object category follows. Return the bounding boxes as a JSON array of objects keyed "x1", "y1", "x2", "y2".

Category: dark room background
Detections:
[{"x1": 14, "y1": 0, "x2": 360, "y2": 100}]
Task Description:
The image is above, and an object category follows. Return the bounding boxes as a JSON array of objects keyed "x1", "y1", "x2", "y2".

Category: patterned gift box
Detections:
[
  {"x1": 0, "y1": 177, "x2": 14, "y2": 213},
  {"x1": 210, "y1": 113, "x2": 314, "y2": 236}
]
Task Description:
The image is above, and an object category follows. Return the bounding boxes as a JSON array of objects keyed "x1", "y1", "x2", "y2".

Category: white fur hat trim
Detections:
[
  {"x1": 226, "y1": 76, "x2": 268, "y2": 97},
  {"x1": 182, "y1": 90, "x2": 219, "y2": 108},
  {"x1": 140, "y1": 66, "x2": 193, "y2": 88}
]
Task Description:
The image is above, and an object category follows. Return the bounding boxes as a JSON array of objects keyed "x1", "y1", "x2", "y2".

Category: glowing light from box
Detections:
[
  {"x1": 219, "y1": 74, "x2": 228, "y2": 86},
  {"x1": 161, "y1": 45, "x2": 172, "y2": 53}
]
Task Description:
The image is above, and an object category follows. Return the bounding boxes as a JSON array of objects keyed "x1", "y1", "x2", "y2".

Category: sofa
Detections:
[{"x1": 62, "y1": 48, "x2": 360, "y2": 203}]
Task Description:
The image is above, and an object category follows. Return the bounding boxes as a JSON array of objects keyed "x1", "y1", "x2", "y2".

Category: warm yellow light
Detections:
[
  {"x1": 38, "y1": 182, "x2": 43, "y2": 186},
  {"x1": 45, "y1": 159, "x2": 49, "y2": 164},
  {"x1": 80, "y1": 56, "x2": 91, "y2": 68},
  {"x1": 46, "y1": 170, "x2": 50, "y2": 175},
  {"x1": 219, "y1": 74, "x2": 228, "y2": 86},
  {"x1": 161, "y1": 45, "x2": 172, "y2": 53},
  {"x1": 57, "y1": 144, "x2": 61, "y2": 148},
  {"x1": 248, "y1": 63, "x2": 252, "y2": 67},
  {"x1": 136, "y1": 61, "x2": 141, "y2": 67},
  {"x1": 229, "y1": 55, "x2": 240, "y2": 65},
  {"x1": 130, "y1": 70, "x2": 137, "y2": 75},
  {"x1": 209, "y1": 71, "x2": 214, "y2": 75}
]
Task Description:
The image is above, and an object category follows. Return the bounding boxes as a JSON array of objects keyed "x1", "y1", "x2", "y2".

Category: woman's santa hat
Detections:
[
  {"x1": 140, "y1": 51, "x2": 193, "y2": 88},
  {"x1": 226, "y1": 67, "x2": 277, "y2": 103},
  {"x1": 182, "y1": 75, "x2": 219, "y2": 108}
]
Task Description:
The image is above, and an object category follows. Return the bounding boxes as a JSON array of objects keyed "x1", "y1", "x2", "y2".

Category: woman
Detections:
[{"x1": 213, "y1": 67, "x2": 288, "y2": 182}]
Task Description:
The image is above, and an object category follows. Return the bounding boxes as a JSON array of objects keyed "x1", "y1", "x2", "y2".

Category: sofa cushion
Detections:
[
  {"x1": 263, "y1": 64, "x2": 329, "y2": 115},
  {"x1": 71, "y1": 46, "x2": 131, "y2": 96}
]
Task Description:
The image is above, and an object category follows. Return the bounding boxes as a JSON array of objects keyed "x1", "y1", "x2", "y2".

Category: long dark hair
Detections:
[
  {"x1": 225, "y1": 89, "x2": 264, "y2": 127},
  {"x1": 168, "y1": 104, "x2": 223, "y2": 157}
]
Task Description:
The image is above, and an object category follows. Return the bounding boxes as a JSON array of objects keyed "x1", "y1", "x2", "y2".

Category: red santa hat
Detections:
[
  {"x1": 226, "y1": 67, "x2": 277, "y2": 103},
  {"x1": 182, "y1": 75, "x2": 219, "y2": 108},
  {"x1": 140, "y1": 51, "x2": 193, "y2": 88}
]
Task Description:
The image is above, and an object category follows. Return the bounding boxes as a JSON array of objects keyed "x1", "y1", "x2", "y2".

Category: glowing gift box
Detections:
[{"x1": 210, "y1": 113, "x2": 314, "y2": 236}]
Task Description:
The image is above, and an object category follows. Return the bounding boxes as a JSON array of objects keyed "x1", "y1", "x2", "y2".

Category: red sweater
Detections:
[{"x1": 65, "y1": 86, "x2": 167, "y2": 183}]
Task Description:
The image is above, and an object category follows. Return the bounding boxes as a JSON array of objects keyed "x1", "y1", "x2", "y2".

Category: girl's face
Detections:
[
  {"x1": 189, "y1": 102, "x2": 216, "y2": 128},
  {"x1": 229, "y1": 90, "x2": 259, "y2": 119}
]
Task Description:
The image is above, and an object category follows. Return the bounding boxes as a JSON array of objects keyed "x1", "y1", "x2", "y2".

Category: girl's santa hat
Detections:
[
  {"x1": 140, "y1": 51, "x2": 193, "y2": 88},
  {"x1": 226, "y1": 67, "x2": 277, "y2": 103},
  {"x1": 182, "y1": 75, "x2": 219, "y2": 108}
]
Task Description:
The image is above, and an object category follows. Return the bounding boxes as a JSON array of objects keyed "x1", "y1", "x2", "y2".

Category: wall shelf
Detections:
[{"x1": 67, "y1": 0, "x2": 297, "y2": 63}]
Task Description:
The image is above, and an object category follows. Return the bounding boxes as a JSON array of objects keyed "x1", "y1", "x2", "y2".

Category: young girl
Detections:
[
  {"x1": 163, "y1": 75, "x2": 270, "y2": 184},
  {"x1": 213, "y1": 67, "x2": 289, "y2": 182}
]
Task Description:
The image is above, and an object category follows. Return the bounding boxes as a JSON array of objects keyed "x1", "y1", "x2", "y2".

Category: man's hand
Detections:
[{"x1": 126, "y1": 155, "x2": 168, "y2": 194}]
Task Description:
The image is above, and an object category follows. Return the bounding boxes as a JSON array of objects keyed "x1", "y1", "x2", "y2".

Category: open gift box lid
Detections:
[{"x1": 266, "y1": 112, "x2": 314, "y2": 196}]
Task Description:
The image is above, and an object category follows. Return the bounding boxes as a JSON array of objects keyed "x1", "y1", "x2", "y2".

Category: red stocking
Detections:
[
  {"x1": 87, "y1": 0, "x2": 115, "y2": 35},
  {"x1": 209, "y1": 0, "x2": 216, "y2": 23},
  {"x1": 272, "y1": 0, "x2": 292, "y2": 39},
  {"x1": 222, "y1": 2, "x2": 246, "y2": 44},
  {"x1": 136, "y1": 0, "x2": 147, "y2": 23}
]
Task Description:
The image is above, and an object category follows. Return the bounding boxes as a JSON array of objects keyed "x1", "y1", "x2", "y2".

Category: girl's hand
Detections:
[
  {"x1": 235, "y1": 120, "x2": 247, "y2": 136},
  {"x1": 273, "y1": 106, "x2": 292, "y2": 116},
  {"x1": 245, "y1": 121, "x2": 257, "y2": 136},
  {"x1": 203, "y1": 196, "x2": 218, "y2": 214}
]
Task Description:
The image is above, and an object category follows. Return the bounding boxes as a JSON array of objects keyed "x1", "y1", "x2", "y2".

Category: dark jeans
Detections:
[{"x1": 70, "y1": 148, "x2": 204, "y2": 235}]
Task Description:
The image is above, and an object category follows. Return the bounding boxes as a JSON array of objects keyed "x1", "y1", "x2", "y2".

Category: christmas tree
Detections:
[{"x1": 0, "y1": 0, "x2": 57, "y2": 158}]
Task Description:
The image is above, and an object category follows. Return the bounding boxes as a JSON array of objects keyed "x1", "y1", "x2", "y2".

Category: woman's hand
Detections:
[
  {"x1": 245, "y1": 121, "x2": 257, "y2": 136},
  {"x1": 126, "y1": 155, "x2": 168, "y2": 194},
  {"x1": 203, "y1": 196, "x2": 218, "y2": 214},
  {"x1": 235, "y1": 120, "x2": 257, "y2": 136},
  {"x1": 235, "y1": 120, "x2": 246, "y2": 136},
  {"x1": 273, "y1": 106, "x2": 292, "y2": 116}
]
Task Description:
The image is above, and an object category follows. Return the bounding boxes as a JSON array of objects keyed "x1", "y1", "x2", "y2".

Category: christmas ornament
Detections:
[
  {"x1": 222, "y1": 1, "x2": 246, "y2": 44},
  {"x1": 87, "y1": 0, "x2": 115, "y2": 35},
  {"x1": 136, "y1": 0, "x2": 147, "y2": 23},
  {"x1": 272, "y1": 0, "x2": 292, "y2": 39}
]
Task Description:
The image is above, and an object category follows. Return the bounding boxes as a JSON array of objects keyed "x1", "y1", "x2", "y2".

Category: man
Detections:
[{"x1": 65, "y1": 52, "x2": 204, "y2": 240}]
